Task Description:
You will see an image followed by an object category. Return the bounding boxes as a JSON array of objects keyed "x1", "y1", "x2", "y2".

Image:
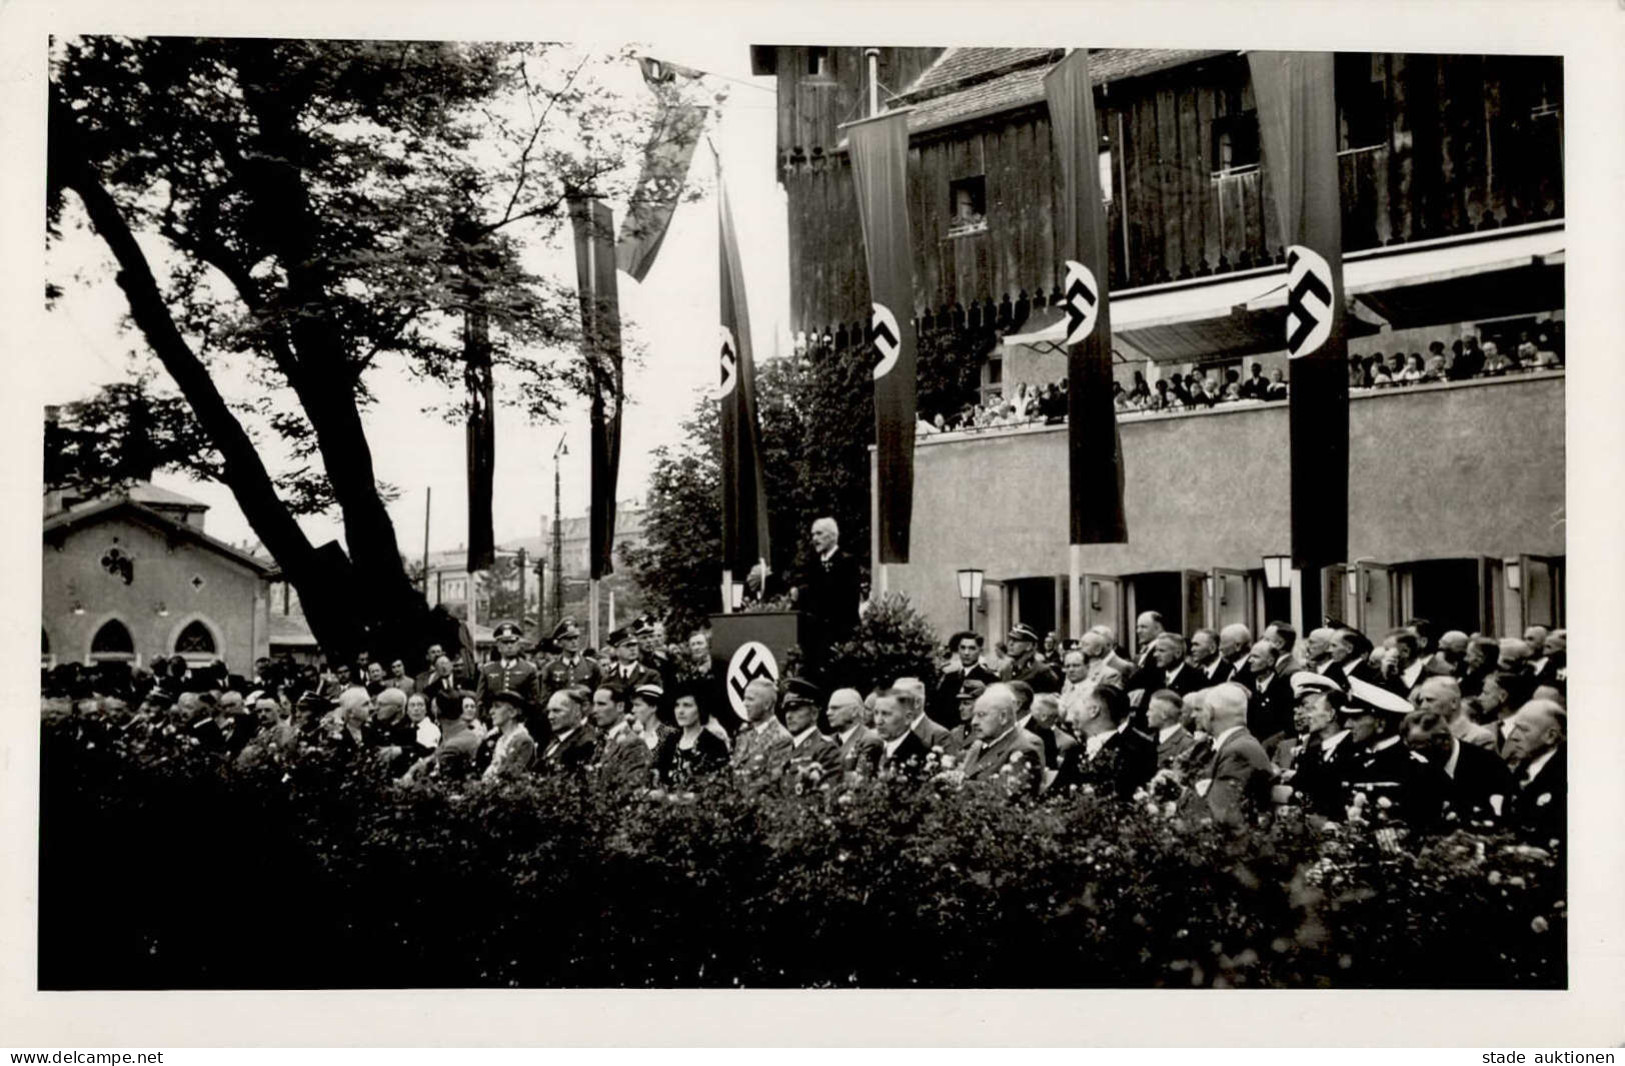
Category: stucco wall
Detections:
[
  {"x1": 882, "y1": 372, "x2": 1565, "y2": 636},
  {"x1": 42, "y1": 513, "x2": 271, "y2": 671}
]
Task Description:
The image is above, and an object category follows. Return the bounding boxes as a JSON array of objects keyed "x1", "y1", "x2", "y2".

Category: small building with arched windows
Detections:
[{"x1": 42, "y1": 483, "x2": 279, "y2": 674}]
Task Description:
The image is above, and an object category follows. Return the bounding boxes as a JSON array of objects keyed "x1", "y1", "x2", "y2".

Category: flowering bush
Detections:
[
  {"x1": 38, "y1": 713, "x2": 1564, "y2": 989},
  {"x1": 827, "y1": 592, "x2": 941, "y2": 694}
]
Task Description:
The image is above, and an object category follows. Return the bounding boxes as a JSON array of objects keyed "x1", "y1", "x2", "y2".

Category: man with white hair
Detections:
[
  {"x1": 1530, "y1": 628, "x2": 1565, "y2": 690},
  {"x1": 894, "y1": 676, "x2": 954, "y2": 754},
  {"x1": 193, "y1": 690, "x2": 251, "y2": 757},
  {"x1": 1217, "y1": 623, "x2": 1253, "y2": 677},
  {"x1": 792, "y1": 516, "x2": 861, "y2": 670},
  {"x1": 828, "y1": 687, "x2": 882, "y2": 778},
  {"x1": 1497, "y1": 637, "x2": 1535, "y2": 676},
  {"x1": 732, "y1": 676, "x2": 793, "y2": 783},
  {"x1": 1188, "y1": 628, "x2": 1232, "y2": 687},
  {"x1": 1178, "y1": 682, "x2": 1272, "y2": 826},
  {"x1": 1302, "y1": 627, "x2": 1337, "y2": 672},
  {"x1": 1413, "y1": 675, "x2": 1495, "y2": 750},
  {"x1": 1503, "y1": 699, "x2": 1566, "y2": 848}
]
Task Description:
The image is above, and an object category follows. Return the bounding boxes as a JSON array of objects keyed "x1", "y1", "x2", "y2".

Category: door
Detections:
[
  {"x1": 1519, "y1": 554, "x2": 1563, "y2": 629},
  {"x1": 1354, "y1": 560, "x2": 1394, "y2": 635},
  {"x1": 1082, "y1": 574, "x2": 1124, "y2": 646},
  {"x1": 1210, "y1": 567, "x2": 1251, "y2": 633},
  {"x1": 1181, "y1": 570, "x2": 1207, "y2": 638},
  {"x1": 1321, "y1": 564, "x2": 1350, "y2": 628}
]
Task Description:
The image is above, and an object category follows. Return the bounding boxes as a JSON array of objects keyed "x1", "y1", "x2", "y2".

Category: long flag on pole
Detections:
[
  {"x1": 463, "y1": 303, "x2": 496, "y2": 572},
  {"x1": 1044, "y1": 49, "x2": 1128, "y2": 545},
  {"x1": 845, "y1": 110, "x2": 917, "y2": 564},
  {"x1": 617, "y1": 57, "x2": 707, "y2": 283},
  {"x1": 1248, "y1": 51, "x2": 1349, "y2": 569},
  {"x1": 567, "y1": 194, "x2": 625, "y2": 581},
  {"x1": 715, "y1": 147, "x2": 773, "y2": 577}
]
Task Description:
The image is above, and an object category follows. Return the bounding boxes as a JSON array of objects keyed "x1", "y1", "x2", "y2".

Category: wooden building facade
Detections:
[{"x1": 750, "y1": 46, "x2": 1565, "y2": 341}]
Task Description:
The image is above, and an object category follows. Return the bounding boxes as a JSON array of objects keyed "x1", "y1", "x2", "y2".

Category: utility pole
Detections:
[
  {"x1": 551, "y1": 434, "x2": 568, "y2": 630},
  {"x1": 516, "y1": 547, "x2": 528, "y2": 633}
]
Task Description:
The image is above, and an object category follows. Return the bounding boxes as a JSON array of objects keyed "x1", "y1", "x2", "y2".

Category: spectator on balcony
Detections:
[
  {"x1": 1127, "y1": 371, "x2": 1152, "y2": 408},
  {"x1": 1482, "y1": 341, "x2": 1514, "y2": 375},
  {"x1": 1516, "y1": 331, "x2": 1539, "y2": 366},
  {"x1": 1239, "y1": 362, "x2": 1268, "y2": 400},
  {"x1": 1349, "y1": 354, "x2": 1366, "y2": 388},
  {"x1": 1453, "y1": 336, "x2": 1486, "y2": 379},
  {"x1": 1186, "y1": 373, "x2": 1216, "y2": 408},
  {"x1": 1151, "y1": 378, "x2": 1179, "y2": 411},
  {"x1": 1385, "y1": 351, "x2": 1407, "y2": 383},
  {"x1": 1112, "y1": 381, "x2": 1130, "y2": 411},
  {"x1": 1221, "y1": 367, "x2": 1242, "y2": 400},
  {"x1": 1365, "y1": 354, "x2": 1393, "y2": 388},
  {"x1": 1396, "y1": 352, "x2": 1426, "y2": 385},
  {"x1": 1169, "y1": 374, "x2": 1193, "y2": 407},
  {"x1": 1423, "y1": 352, "x2": 1448, "y2": 383},
  {"x1": 1534, "y1": 327, "x2": 1563, "y2": 368},
  {"x1": 1266, "y1": 368, "x2": 1289, "y2": 400}
]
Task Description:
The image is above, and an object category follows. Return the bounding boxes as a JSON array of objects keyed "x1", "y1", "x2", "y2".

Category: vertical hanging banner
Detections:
[
  {"x1": 844, "y1": 110, "x2": 917, "y2": 565},
  {"x1": 463, "y1": 303, "x2": 496, "y2": 573},
  {"x1": 1044, "y1": 48, "x2": 1128, "y2": 545},
  {"x1": 568, "y1": 194, "x2": 625, "y2": 581},
  {"x1": 617, "y1": 57, "x2": 707, "y2": 283},
  {"x1": 715, "y1": 152, "x2": 773, "y2": 577},
  {"x1": 1248, "y1": 51, "x2": 1350, "y2": 569}
]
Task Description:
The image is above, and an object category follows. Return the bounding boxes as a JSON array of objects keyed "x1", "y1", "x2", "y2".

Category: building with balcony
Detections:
[{"x1": 752, "y1": 45, "x2": 1565, "y2": 652}]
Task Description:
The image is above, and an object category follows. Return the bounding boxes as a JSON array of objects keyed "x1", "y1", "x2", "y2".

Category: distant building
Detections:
[
  {"x1": 539, "y1": 500, "x2": 648, "y2": 583},
  {"x1": 42, "y1": 482, "x2": 279, "y2": 673}
]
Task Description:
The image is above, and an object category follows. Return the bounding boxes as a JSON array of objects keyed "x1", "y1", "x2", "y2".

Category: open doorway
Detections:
[
  {"x1": 1007, "y1": 577, "x2": 1058, "y2": 647},
  {"x1": 1402, "y1": 558, "x2": 1486, "y2": 636}
]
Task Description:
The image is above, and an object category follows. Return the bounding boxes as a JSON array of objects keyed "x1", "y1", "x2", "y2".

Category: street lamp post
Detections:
[{"x1": 956, "y1": 568, "x2": 984, "y2": 633}]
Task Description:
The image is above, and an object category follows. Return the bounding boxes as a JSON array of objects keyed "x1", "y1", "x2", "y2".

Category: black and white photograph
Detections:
[{"x1": 6, "y1": 0, "x2": 1624, "y2": 1049}]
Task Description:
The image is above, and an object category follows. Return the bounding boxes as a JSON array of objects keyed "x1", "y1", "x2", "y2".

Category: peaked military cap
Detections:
[
  {"x1": 781, "y1": 675, "x2": 823, "y2": 707},
  {"x1": 1345, "y1": 675, "x2": 1414, "y2": 716},
  {"x1": 1008, "y1": 623, "x2": 1039, "y2": 644},
  {"x1": 493, "y1": 621, "x2": 523, "y2": 639},
  {"x1": 1290, "y1": 672, "x2": 1343, "y2": 699}
]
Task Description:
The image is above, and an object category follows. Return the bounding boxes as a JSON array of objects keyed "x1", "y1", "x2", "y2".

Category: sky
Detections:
[{"x1": 40, "y1": 38, "x2": 790, "y2": 556}]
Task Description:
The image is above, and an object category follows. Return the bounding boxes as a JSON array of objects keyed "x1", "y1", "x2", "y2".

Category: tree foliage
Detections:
[
  {"x1": 627, "y1": 324, "x2": 993, "y2": 637},
  {"x1": 827, "y1": 593, "x2": 942, "y2": 695},
  {"x1": 46, "y1": 37, "x2": 701, "y2": 662}
]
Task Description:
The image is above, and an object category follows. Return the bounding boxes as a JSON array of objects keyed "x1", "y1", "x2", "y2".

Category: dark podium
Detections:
[{"x1": 708, "y1": 611, "x2": 810, "y2": 683}]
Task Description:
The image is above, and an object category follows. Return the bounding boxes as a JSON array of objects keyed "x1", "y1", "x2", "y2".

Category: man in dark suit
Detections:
[
  {"x1": 931, "y1": 630, "x2": 999, "y2": 725},
  {"x1": 793, "y1": 516, "x2": 862, "y2": 671},
  {"x1": 1217, "y1": 623, "x2": 1253, "y2": 680},
  {"x1": 872, "y1": 690, "x2": 931, "y2": 781},
  {"x1": 1235, "y1": 639, "x2": 1296, "y2": 741},
  {"x1": 538, "y1": 687, "x2": 599, "y2": 776},
  {"x1": 893, "y1": 677, "x2": 954, "y2": 755},
  {"x1": 1502, "y1": 699, "x2": 1567, "y2": 850},
  {"x1": 957, "y1": 682, "x2": 1045, "y2": 798},
  {"x1": 1053, "y1": 681, "x2": 1156, "y2": 800},
  {"x1": 1402, "y1": 699, "x2": 1515, "y2": 826},
  {"x1": 192, "y1": 690, "x2": 252, "y2": 757},
  {"x1": 1146, "y1": 688, "x2": 1198, "y2": 770},
  {"x1": 1529, "y1": 629, "x2": 1566, "y2": 693},
  {"x1": 1178, "y1": 681, "x2": 1273, "y2": 826},
  {"x1": 1133, "y1": 611, "x2": 1167, "y2": 671},
  {"x1": 1188, "y1": 627, "x2": 1233, "y2": 687}
]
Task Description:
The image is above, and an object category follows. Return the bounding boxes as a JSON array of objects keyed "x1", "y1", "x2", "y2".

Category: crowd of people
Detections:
[
  {"x1": 916, "y1": 324, "x2": 1564, "y2": 437},
  {"x1": 41, "y1": 601, "x2": 1568, "y2": 854}
]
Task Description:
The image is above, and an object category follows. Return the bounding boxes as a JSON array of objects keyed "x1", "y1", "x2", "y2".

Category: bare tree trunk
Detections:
[{"x1": 49, "y1": 94, "x2": 373, "y2": 659}]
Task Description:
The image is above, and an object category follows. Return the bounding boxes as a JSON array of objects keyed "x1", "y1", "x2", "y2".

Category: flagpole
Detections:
[
  {"x1": 589, "y1": 579, "x2": 600, "y2": 649},
  {"x1": 721, "y1": 569, "x2": 733, "y2": 615},
  {"x1": 1069, "y1": 544, "x2": 1083, "y2": 639}
]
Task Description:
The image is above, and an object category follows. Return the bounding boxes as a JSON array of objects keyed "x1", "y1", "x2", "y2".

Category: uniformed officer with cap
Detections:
[
  {"x1": 604, "y1": 625, "x2": 662, "y2": 691},
  {"x1": 633, "y1": 616, "x2": 678, "y2": 693},
  {"x1": 1269, "y1": 671, "x2": 1345, "y2": 769},
  {"x1": 538, "y1": 618, "x2": 601, "y2": 703},
  {"x1": 1336, "y1": 675, "x2": 1448, "y2": 828},
  {"x1": 476, "y1": 621, "x2": 541, "y2": 713},
  {"x1": 999, "y1": 623, "x2": 1060, "y2": 693}
]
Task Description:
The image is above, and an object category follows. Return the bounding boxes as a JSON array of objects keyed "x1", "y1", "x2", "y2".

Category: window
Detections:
[
  {"x1": 1335, "y1": 52, "x2": 1387, "y2": 151},
  {"x1": 90, "y1": 619, "x2": 135, "y2": 662},
  {"x1": 1211, "y1": 111, "x2": 1261, "y2": 175},
  {"x1": 948, "y1": 175, "x2": 987, "y2": 235},
  {"x1": 806, "y1": 47, "x2": 828, "y2": 78},
  {"x1": 175, "y1": 620, "x2": 216, "y2": 656}
]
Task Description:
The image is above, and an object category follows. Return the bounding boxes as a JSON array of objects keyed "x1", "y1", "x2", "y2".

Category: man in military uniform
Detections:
[
  {"x1": 603, "y1": 626, "x2": 662, "y2": 691},
  {"x1": 1336, "y1": 675, "x2": 1449, "y2": 831},
  {"x1": 634, "y1": 616, "x2": 678, "y2": 693},
  {"x1": 538, "y1": 619, "x2": 600, "y2": 704},
  {"x1": 999, "y1": 623, "x2": 1060, "y2": 694},
  {"x1": 475, "y1": 622, "x2": 541, "y2": 722}
]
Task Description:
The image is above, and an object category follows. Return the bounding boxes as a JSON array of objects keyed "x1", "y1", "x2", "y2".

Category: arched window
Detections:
[
  {"x1": 89, "y1": 619, "x2": 135, "y2": 663},
  {"x1": 174, "y1": 620, "x2": 217, "y2": 659}
]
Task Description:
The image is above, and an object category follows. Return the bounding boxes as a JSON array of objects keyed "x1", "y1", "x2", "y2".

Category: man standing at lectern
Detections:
[{"x1": 793, "y1": 516, "x2": 862, "y2": 673}]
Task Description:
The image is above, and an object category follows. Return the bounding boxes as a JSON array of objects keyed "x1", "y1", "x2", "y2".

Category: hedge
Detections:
[{"x1": 38, "y1": 714, "x2": 1564, "y2": 989}]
